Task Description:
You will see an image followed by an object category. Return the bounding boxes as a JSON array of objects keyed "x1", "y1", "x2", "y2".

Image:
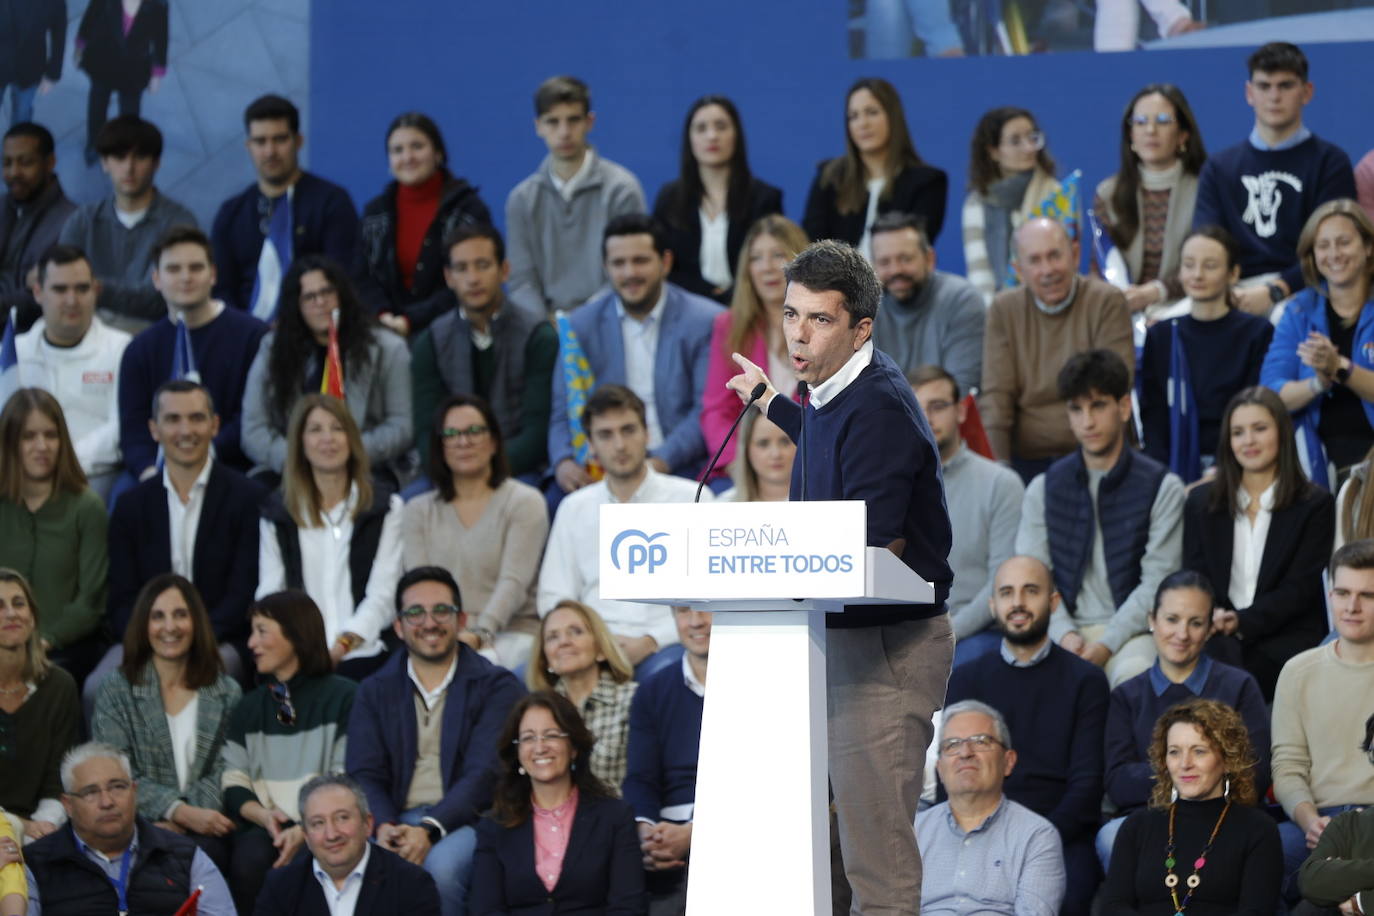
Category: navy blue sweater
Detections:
[
  {"x1": 945, "y1": 643, "x2": 1108, "y2": 841},
  {"x1": 117, "y1": 307, "x2": 267, "y2": 475},
  {"x1": 1105, "y1": 658, "x2": 1270, "y2": 815},
  {"x1": 1192, "y1": 134, "x2": 1354, "y2": 293},
  {"x1": 765, "y1": 347, "x2": 953, "y2": 627},
  {"x1": 622, "y1": 661, "x2": 701, "y2": 823}
]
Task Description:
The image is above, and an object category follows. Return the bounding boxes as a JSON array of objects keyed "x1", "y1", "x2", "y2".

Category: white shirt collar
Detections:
[
  {"x1": 407, "y1": 655, "x2": 458, "y2": 710},
  {"x1": 615, "y1": 285, "x2": 668, "y2": 328},
  {"x1": 681, "y1": 650, "x2": 705, "y2": 698},
  {"x1": 162, "y1": 454, "x2": 214, "y2": 504},
  {"x1": 808, "y1": 339, "x2": 874, "y2": 410},
  {"x1": 1236, "y1": 481, "x2": 1277, "y2": 512},
  {"x1": 312, "y1": 841, "x2": 371, "y2": 904},
  {"x1": 550, "y1": 149, "x2": 595, "y2": 200}
]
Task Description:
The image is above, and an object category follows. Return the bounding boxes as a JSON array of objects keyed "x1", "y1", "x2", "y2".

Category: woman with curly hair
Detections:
[{"x1": 1102, "y1": 698, "x2": 1281, "y2": 915}]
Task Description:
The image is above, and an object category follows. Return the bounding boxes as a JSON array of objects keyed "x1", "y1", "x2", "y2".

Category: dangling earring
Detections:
[
  {"x1": 1223, "y1": 777, "x2": 1231, "y2": 799},
  {"x1": 1170, "y1": 786, "x2": 1179, "y2": 803},
  {"x1": 518, "y1": 766, "x2": 527, "y2": 776}
]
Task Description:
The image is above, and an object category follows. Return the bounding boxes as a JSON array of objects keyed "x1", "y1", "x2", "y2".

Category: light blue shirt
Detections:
[
  {"x1": 1147, "y1": 653, "x2": 1213, "y2": 697},
  {"x1": 71, "y1": 826, "x2": 237, "y2": 916},
  {"x1": 1248, "y1": 125, "x2": 1312, "y2": 152},
  {"x1": 617, "y1": 287, "x2": 667, "y2": 449},
  {"x1": 1000, "y1": 638, "x2": 1052, "y2": 668},
  {"x1": 312, "y1": 841, "x2": 372, "y2": 916}
]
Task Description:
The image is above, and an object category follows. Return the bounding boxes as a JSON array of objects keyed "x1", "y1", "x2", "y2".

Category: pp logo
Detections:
[{"x1": 610, "y1": 529, "x2": 669, "y2": 574}]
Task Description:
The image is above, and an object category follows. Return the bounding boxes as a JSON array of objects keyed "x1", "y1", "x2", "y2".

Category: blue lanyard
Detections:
[{"x1": 111, "y1": 846, "x2": 133, "y2": 916}]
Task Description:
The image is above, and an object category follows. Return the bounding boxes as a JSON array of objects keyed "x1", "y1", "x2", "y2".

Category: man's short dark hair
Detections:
[
  {"x1": 906, "y1": 364, "x2": 959, "y2": 401},
  {"x1": 3, "y1": 121, "x2": 55, "y2": 157},
  {"x1": 1248, "y1": 42, "x2": 1308, "y2": 81},
  {"x1": 95, "y1": 115, "x2": 163, "y2": 159},
  {"x1": 871, "y1": 211, "x2": 930, "y2": 250},
  {"x1": 534, "y1": 76, "x2": 590, "y2": 117},
  {"x1": 1332, "y1": 539, "x2": 1374, "y2": 578},
  {"x1": 394, "y1": 566, "x2": 462, "y2": 615},
  {"x1": 602, "y1": 213, "x2": 669, "y2": 260},
  {"x1": 35, "y1": 244, "x2": 92, "y2": 287},
  {"x1": 784, "y1": 240, "x2": 882, "y2": 326},
  {"x1": 244, "y1": 94, "x2": 300, "y2": 133},
  {"x1": 151, "y1": 378, "x2": 216, "y2": 419},
  {"x1": 444, "y1": 224, "x2": 506, "y2": 265},
  {"x1": 1057, "y1": 349, "x2": 1131, "y2": 402},
  {"x1": 581, "y1": 384, "x2": 647, "y2": 436},
  {"x1": 150, "y1": 224, "x2": 214, "y2": 268}
]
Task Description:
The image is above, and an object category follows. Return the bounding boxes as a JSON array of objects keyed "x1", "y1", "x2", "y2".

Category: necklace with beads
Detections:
[{"x1": 1164, "y1": 797, "x2": 1231, "y2": 914}]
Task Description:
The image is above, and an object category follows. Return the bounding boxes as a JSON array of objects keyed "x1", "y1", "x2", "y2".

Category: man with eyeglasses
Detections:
[
  {"x1": 944, "y1": 555, "x2": 1108, "y2": 916},
  {"x1": 916, "y1": 700, "x2": 1065, "y2": 916},
  {"x1": 346, "y1": 565, "x2": 525, "y2": 916},
  {"x1": 25, "y1": 741, "x2": 235, "y2": 915},
  {"x1": 408, "y1": 223, "x2": 556, "y2": 471}
]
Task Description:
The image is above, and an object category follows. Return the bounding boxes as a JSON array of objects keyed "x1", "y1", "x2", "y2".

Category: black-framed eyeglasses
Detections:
[
  {"x1": 1131, "y1": 112, "x2": 1177, "y2": 128},
  {"x1": 513, "y1": 730, "x2": 569, "y2": 747},
  {"x1": 269, "y1": 681, "x2": 297, "y2": 727},
  {"x1": 398, "y1": 604, "x2": 460, "y2": 625},
  {"x1": 938, "y1": 734, "x2": 1004, "y2": 756},
  {"x1": 440, "y1": 425, "x2": 490, "y2": 443}
]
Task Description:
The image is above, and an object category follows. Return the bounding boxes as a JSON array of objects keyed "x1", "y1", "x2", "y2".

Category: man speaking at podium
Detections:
[{"x1": 727, "y1": 239, "x2": 954, "y2": 915}]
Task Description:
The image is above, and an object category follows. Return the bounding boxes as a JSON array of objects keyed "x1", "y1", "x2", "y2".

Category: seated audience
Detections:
[
  {"x1": 240, "y1": 255, "x2": 412, "y2": 482},
  {"x1": 548, "y1": 214, "x2": 720, "y2": 495},
  {"x1": 623, "y1": 607, "x2": 711, "y2": 915},
  {"x1": 1271, "y1": 540, "x2": 1374, "y2": 899},
  {"x1": 962, "y1": 107, "x2": 1061, "y2": 302},
  {"x1": 57, "y1": 115, "x2": 196, "y2": 330},
  {"x1": 721, "y1": 405, "x2": 794, "y2": 503},
  {"x1": 90, "y1": 575, "x2": 241, "y2": 872},
  {"x1": 15, "y1": 243, "x2": 131, "y2": 501},
  {"x1": 0, "y1": 814, "x2": 30, "y2": 916},
  {"x1": 1296, "y1": 712, "x2": 1374, "y2": 915},
  {"x1": 505, "y1": 75, "x2": 645, "y2": 314},
  {"x1": 1184, "y1": 386, "x2": 1334, "y2": 700},
  {"x1": 803, "y1": 77, "x2": 947, "y2": 258},
  {"x1": 221, "y1": 590, "x2": 356, "y2": 914},
  {"x1": 118, "y1": 224, "x2": 266, "y2": 479},
  {"x1": 347, "y1": 565, "x2": 525, "y2": 916},
  {"x1": 869, "y1": 211, "x2": 985, "y2": 392},
  {"x1": 0, "y1": 123, "x2": 74, "y2": 324},
  {"x1": 1139, "y1": 227, "x2": 1273, "y2": 481},
  {"x1": 527, "y1": 600, "x2": 638, "y2": 792},
  {"x1": 257, "y1": 394, "x2": 403, "y2": 681},
  {"x1": 699, "y1": 215, "x2": 805, "y2": 476},
  {"x1": 26, "y1": 741, "x2": 235, "y2": 915},
  {"x1": 403, "y1": 395, "x2": 547, "y2": 668},
  {"x1": 1336, "y1": 444, "x2": 1374, "y2": 552},
  {"x1": 471, "y1": 691, "x2": 646, "y2": 915},
  {"x1": 1262, "y1": 199, "x2": 1374, "y2": 487},
  {"x1": 944, "y1": 555, "x2": 1108, "y2": 916},
  {"x1": 653, "y1": 95, "x2": 782, "y2": 303},
  {"x1": 916, "y1": 700, "x2": 1065, "y2": 916},
  {"x1": 980, "y1": 218, "x2": 1133, "y2": 479},
  {"x1": 1016, "y1": 349, "x2": 1183, "y2": 686},
  {"x1": 1193, "y1": 42, "x2": 1355, "y2": 316},
  {"x1": 1093, "y1": 84, "x2": 1206, "y2": 313},
  {"x1": 105, "y1": 380, "x2": 263, "y2": 683},
  {"x1": 358, "y1": 112, "x2": 492, "y2": 331},
  {"x1": 1098, "y1": 570, "x2": 1270, "y2": 871},
  {"x1": 409, "y1": 224, "x2": 556, "y2": 471},
  {"x1": 211, "y1": 94, "x2": 359, "y2": 317},
  {"x1": 0, "y1": 569, "x2": 79, "y2": 841},
  {"x1": 0, "y1": 389, "x2": 108, "y2": 685},
  {"x1": 1101, "y1": 698, "x2": 1282, "y2": 915},
  {"x1": 254, "y1": 773, "x2": 441, "y2": 916},
  {"x1": 911, "y1": 365, "x2": 1023, "y2": 666},
  {"x1": 540, "y1": 385, "x2": 703, "y2": 676}
]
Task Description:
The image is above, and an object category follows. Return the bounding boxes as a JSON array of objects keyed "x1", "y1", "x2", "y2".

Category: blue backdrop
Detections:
[{"x1": 309, "y1": 1, "x2": 1374, "y2": 272}]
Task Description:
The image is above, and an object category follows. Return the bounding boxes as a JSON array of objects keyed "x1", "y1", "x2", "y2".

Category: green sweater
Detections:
[
  {"x1": 1299, "y1": 806, "x2": 1374, "y2": 909},
  {"x1": 0, "y1": 489, "x2": 108, "y2": 649}
]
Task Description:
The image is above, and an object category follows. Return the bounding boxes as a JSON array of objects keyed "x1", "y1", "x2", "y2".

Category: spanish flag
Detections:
[{"x1": 321, "y1": 308, "x2": 345, "y2": 399}]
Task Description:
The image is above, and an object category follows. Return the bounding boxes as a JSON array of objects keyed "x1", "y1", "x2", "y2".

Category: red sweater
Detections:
[{"x1": 395, "y1": 171, "x2": 443, "y2": 291}]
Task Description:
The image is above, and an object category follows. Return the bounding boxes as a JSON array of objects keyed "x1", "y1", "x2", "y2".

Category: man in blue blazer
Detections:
[
  {"x1": 253, "y1": 773, "x2": 440, "y2": 916},
  {"x1": 346, "y1": 566, "x2": 526, "y2": 916},
  {"x1": 548, "y1": 212, "x2": 722, "y2": 496}
]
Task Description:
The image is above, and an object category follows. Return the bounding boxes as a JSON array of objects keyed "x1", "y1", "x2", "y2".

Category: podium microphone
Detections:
[
  {"x1": 797, "y1": 381, "x2": 809, "y2": 502},
  {"x1": 696, "y1": 382, "x2": 768, "y2": 503}
]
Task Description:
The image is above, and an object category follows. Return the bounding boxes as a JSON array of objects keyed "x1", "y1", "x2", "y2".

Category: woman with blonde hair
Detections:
[
  {"x1": 257, "y1": 394, "x2": 403, "y2": 681},
  {"x1": 528, "y1": 600, "x2": 637, "y2": 792},
  {"x1": 723, "y1": 406, "x2": 795, "y2": 503},
  {"x1": 1102, "y1": 698, "x2": 1281, "y2": 914},
  {"x1": 1335, "y1": 443, "x2": 1374, "y2": 551},
  {"x1": 699, "y1": 215, "x2": 807, "y2": 480}
]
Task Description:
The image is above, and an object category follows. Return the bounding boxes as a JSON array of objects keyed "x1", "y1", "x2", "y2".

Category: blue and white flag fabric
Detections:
[
  {"x1": 171, "y1": 313, "x2": 200, "y2": 382},
  {"x1": 1086, "y1": 206, "x2": 1131, "y2": 290},
  {"x1": 250, "y1": 188, "x2": 294, "y2": 323},
  {"x1": 1167, "y1": 319, "x2": 1201, "y2": 484},
  {"x1": 0, "y1": 308, "x2": 19, "y2": 407}
]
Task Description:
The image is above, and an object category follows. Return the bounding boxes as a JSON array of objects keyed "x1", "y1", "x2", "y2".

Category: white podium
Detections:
[{"x1": 600, "y1": 501, "x2": 934, "y2": 916}]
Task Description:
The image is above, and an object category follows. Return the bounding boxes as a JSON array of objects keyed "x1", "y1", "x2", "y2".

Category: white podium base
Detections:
[{"x1": 686, "y1": 610, "x2": 831, "y2": 915}]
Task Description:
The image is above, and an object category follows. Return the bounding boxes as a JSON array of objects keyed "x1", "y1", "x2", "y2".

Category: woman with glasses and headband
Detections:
[
  {"x1": 240, "y1": 254, "x2": 412, "y2": 486},
  {"x1": 90, "y1": 574, "x2": 241, "y2": 874},
  {"x1": 258, "y1": 394, "x2": 404, "y2": 681},
  {"x1": 1094, "y1": 85, "x2": 1208, "y2": 315},
  {"x1": 471, "y1": 691, "x2": 645, "y2": 915},
  {"x1": 962, "y1": 106, "x2": 1062, "y2": 303},
  {"x1": 1296, "y1": 712, "x2": 1374, "y2": 915},
  {"x1": 1102, "y1": 698, "x2": 1281, "y2": 915},
  {"x1": 220, "y1": 590, "x2": 356, "y2": 914},
  {"x1": 403, "y1": 394, "x2": 548, "y2": 668}
]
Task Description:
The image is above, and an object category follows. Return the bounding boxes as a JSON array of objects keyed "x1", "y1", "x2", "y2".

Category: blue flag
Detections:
[
  {"x1": 250, "y1": 190, "x2": 293, "y2": 323},
  {"x1": 171, "y1": 315, "x2": 200, "y2": 382},
  {"x1": 0, "y1": 308, "x2": 18, "y2": 407},
  {"x1": 1167, "y1": 319, "x2": 1201, "y2": 484}
]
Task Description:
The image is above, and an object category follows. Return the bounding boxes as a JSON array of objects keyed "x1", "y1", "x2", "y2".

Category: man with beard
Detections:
[
  {"x1": 0, "y1": 121, "x2": 74, "y2": 323},
  {"x1": 944, "y1": 553, "x2": 1109, "y2": 916},
  {"x1": 346, "y1": 565, "x2": 525, "y2": 916},
  {"x1": 870, "y1": 211, "x2": 985, "y2": 393}
]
